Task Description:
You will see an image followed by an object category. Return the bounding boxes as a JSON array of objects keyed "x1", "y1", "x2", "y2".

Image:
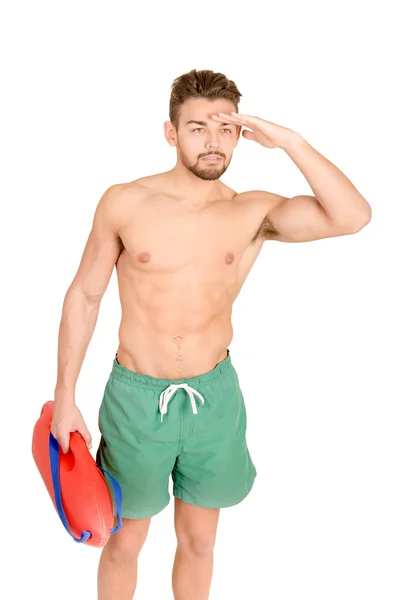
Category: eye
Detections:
[{"x1": 192, "y1": 128, "x2": 232, "y2": 133}]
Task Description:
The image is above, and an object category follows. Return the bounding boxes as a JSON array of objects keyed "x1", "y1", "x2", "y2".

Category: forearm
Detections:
[
  {"x1": 280, "y1": 133, "x2": 372, "y2": 224},
  {"x1": 54, "y1": 288, "x2": 101, "y2": 403}
]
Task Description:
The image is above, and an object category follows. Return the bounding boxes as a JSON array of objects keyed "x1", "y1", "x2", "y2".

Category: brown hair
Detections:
[{"x1": 169, "y1": 69, "x2": 242, "y2": 131}]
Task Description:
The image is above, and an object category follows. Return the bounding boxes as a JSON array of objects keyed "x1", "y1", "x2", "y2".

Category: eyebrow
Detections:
[{"x1": 185, "y1": 120, "x2": 235, "y2": 127}]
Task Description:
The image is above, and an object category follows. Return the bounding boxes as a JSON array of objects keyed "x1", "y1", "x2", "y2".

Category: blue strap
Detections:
[{"x1": 49, "y1": 432, "x2": 123, "y2": 543}]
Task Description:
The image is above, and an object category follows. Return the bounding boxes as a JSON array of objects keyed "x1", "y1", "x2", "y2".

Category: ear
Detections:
[{"x1": 163, "y1": 121, "x2": 177, "y2": 147}]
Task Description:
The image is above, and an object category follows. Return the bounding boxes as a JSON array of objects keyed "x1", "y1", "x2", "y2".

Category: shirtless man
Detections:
[{"x1": 51, "y1": 69, "x2": 372, "y2": 600}]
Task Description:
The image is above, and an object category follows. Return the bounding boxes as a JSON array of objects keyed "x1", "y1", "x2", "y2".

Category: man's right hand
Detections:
[{"x1": 51, "y1": 401, "x2": 93, "y2": 454}]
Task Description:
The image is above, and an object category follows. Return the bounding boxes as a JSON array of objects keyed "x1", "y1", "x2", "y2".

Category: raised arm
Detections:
[
  {"x1": 54, "y1": 184, "x2": 124, "y2": 404},
  {"x1": 246, "y1": 190, "x2": 371, "y2": 243}
]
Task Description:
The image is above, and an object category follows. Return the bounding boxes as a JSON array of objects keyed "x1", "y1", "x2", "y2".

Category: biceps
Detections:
[
  {"x1": 71, "y1": 232, "x2": 122, "y2": 299},
  {"x1": 265, "y1": 195, "x2": 345, "y2": 243}
]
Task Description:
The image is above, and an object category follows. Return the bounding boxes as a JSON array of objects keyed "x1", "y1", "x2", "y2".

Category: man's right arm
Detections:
[{"x1": 54, "y1": 184, "x2": 124, "y2": 405}]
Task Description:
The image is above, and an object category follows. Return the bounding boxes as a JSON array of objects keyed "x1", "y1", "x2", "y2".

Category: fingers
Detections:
[
  {"x1": 51, "y1": 427, "x2": 69, "y2": 454},
  {"x1": 211, "y1": 112, "x2": 252, "y2": 127},
  {"x1": 82, "y1": 425, "x2": 93, "y2": 450},
  {"x1": 59, "y1": 435, "x2": 70, "y2": 454},
  {"x1": 54, "y1": 431, "x2": 92, "y2": 454},
  {"x1": 211, "y1": 112, "x2": 242, "y2": 124},
  {"x1": 242, "y1": 129, "x2": 256, "y2": 141}
]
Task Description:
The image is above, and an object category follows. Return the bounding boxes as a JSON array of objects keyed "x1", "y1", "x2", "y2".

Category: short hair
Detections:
[{"x1": 169, "y1": 69, "x2": 242, "y2": 131}]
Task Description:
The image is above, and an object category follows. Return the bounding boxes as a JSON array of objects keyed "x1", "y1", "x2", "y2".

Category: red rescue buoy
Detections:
[{"x1": 32, "y1": 400, "x2": 123, "y2": 547}]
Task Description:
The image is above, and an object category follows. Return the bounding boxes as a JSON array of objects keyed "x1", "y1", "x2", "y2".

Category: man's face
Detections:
[{"x1": 173, "y1": 98, "x2": 241, "y2": 181}]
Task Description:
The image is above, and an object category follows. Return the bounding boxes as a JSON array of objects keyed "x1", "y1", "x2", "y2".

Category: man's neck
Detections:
[{"x1": 164, "y1": 167, "x2": 223, "y2": 204}]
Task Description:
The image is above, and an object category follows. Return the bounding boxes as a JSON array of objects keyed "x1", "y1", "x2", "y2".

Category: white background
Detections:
[{"x1": 2, "y1": 1, "x2": 399, "y2": 599}]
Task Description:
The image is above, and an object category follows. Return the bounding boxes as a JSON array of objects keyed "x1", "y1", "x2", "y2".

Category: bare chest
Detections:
[{"x1": 118, "y1": 203, "x2": 253, "y2": 276}]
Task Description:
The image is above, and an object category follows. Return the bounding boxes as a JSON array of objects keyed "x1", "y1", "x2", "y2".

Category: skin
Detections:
[
  {"x1": 53, "y1": 96, "x2": 370, "y2": 600},
  {"x1": 143, "y1": 101, "x2": 286, "y2": 375},
  {"x1": 69, "y1": 97, "x2": 275, "y2": 382}
]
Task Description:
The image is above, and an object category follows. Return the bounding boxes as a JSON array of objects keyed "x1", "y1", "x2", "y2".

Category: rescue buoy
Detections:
[{"x1": 32, "y1": 400, "x2": 123, "y2": 547}]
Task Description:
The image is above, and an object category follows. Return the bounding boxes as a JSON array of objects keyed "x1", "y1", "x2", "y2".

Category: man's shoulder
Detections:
[
  {"x1": 96, "y1": 180, "x2": 148, "y2": 234},
  {"x1": 113, "y1": 179, "x2": 148, "y2": 197},
  {"x1": 117, "y1": 175, "x2": 168, "y2": 201},
  {"x1": 103, "y1": 179, "x2": 149, "y2": 207}
]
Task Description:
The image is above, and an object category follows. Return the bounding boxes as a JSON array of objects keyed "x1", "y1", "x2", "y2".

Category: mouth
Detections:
[{"x1": 202, "y1": 155, "x2": 223, "y2": 162}]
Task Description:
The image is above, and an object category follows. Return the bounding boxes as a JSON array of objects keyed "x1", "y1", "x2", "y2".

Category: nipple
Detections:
[{"x1": 138, "y1": 252, "x2": 151, "y2": 263}]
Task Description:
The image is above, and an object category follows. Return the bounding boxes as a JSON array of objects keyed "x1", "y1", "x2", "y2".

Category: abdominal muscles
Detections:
[{"x1": 115, "y1": 248, "x2": 239, "y2": 378}]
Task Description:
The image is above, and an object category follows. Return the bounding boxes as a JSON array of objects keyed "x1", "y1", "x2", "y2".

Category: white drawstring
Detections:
[{"x1": 159, "y1": 383, "x2": 205, "y2": 423}]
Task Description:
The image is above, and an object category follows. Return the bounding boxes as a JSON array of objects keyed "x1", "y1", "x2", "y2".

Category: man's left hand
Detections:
[{"x1": 211, "y1": 111, "x2": 297, "y2": 149}]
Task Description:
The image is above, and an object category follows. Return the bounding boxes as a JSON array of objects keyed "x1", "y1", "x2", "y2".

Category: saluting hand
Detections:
[{"x1": 210, "y1": 111, "x2": 298, "y2": 149}]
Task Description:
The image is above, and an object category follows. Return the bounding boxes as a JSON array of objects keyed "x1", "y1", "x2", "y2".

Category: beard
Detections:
[{"x1": 179, "y1": 147, "x2": 231, "y2": 181}]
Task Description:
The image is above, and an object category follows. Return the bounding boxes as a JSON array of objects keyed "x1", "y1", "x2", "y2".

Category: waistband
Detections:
[{"x1": 110, "y1": 348, "x2": 234, "y2": 390}]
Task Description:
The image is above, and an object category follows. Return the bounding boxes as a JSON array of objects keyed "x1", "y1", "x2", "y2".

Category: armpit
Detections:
[{"x1": 251, "y1": 214, "x2": 280, "y2": 243}]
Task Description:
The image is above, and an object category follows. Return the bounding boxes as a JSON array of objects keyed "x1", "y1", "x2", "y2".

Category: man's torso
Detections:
[{"x1": 112, "y1": 172, "x2": 268, "y2": 379}]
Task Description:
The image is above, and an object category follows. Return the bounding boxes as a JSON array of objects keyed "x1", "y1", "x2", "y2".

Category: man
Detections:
[{"x1": 51, "y1": 69, "x2": 371, "y2": 600}]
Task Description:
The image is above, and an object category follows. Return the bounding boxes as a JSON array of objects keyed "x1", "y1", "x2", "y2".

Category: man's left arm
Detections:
[
  {"x1": 267, "y1": 132, "x2": 372, "y2": 242},
  {"x1": 211, "y1": 111, "x2": 372, "y2": 243}
]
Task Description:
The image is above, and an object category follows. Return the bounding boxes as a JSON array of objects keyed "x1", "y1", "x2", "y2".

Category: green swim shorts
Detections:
[{"x1": 96, "y1": 349, "x2": 257, "y2": 519}]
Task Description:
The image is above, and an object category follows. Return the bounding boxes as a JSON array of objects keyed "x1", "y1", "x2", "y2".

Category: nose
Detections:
[{"x1": 205, "y1": 134, "x2": 221, "y2": 149}]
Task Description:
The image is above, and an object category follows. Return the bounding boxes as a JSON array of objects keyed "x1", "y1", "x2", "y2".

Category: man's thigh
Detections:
[
  {"x1": 96, "y1": 372, "x2": 180, "y2": 520},
  {"x1": 171, "y1": 367, "x2": 257, "y2": 509}
]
